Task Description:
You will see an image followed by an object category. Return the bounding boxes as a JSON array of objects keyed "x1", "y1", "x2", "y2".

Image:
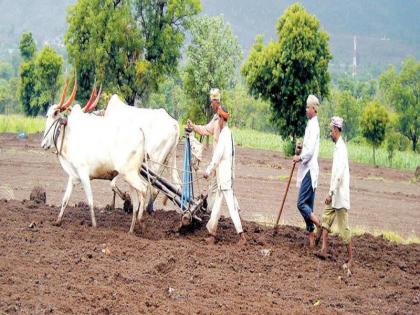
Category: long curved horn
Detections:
[
  {"x1": 86, "y1": 85, "x2": 102, "y2": 112},
  {"x1": 58, "y1": 80, "x2": 68, "y2": 108},
  {"x1": 82, "y1": 80, "x2": 97, "y2": 112},
  {"x1": 61, "y1": 77, "x2": 77, "y2": 111}
]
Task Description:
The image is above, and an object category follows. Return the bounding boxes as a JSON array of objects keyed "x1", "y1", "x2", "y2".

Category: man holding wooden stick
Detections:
[{"x1": 292, "y1": 95, "x2": 322, "y2": 247}]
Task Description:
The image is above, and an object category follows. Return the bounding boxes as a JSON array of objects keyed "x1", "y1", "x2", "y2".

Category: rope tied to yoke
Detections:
[{"x1": 42, "y1": 117, "x2": 67, "y2": 156}]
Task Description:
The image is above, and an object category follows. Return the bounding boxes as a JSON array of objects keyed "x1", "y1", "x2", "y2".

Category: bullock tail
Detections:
[{"x1": 139, "y1": 127, "x2": 156, "y2": 214}]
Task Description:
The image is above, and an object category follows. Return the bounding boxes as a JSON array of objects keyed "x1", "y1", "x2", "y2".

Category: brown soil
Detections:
[
  {"x1": 29, "y1": 186, "x2": 46, "y2": 204},
  {"x1": 0, "y1": 133, "x2": 419, "y2": 314}
]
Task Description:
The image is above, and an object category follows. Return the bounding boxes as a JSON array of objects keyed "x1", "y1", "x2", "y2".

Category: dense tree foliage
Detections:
[
  {"x1": 183, "y1": 15, "x2": 242, "y2": 123},
  {"x1": 34, "y1": 46, "x2": 63, "y2": 113},
  {"x1": 380, "y1": 57, "x2": 419, "y2": 151},
  {"x1": 361, "y1": 101, "x2": 389, "y2": 165},
  {"x1": 65, "y1": 0, "x2": 200, "y2": 105},
  {"x1": 18, "y1": 32, "x2": 37, "y2": 62},
  {"x1": 18, "y1": 33, "x2": 37, "y2": 116},
  {"x1": 18, "y1": 32, "x2": 63, "y2": 116},
  {"x1": 241, "y1": 3, "x2": 332, "y2": 144}
]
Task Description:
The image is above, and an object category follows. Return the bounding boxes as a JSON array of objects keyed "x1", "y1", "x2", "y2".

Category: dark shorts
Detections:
[{"x1": 297, "y1": 171, "x2": 315, "y2": 232}]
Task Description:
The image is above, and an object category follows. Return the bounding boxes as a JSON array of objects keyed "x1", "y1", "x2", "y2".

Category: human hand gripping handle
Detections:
[
  {"x1": 187, "y1": 119, "x2": 194, "y2": 129},
  {"x1": 292, "y1": 142, "x2": 303, "y2": 163}
]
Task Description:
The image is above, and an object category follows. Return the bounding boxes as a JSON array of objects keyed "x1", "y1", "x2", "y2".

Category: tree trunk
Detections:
[
  {"x1": 373, "y1": 146, "x2": 376, "y2": 166},
  {"x1": 412, "y1": 136, "x2": 417, "y2": 152}
]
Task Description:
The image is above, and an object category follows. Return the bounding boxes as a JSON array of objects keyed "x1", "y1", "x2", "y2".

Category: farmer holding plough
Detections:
[
  {"x1": 292, "y1": 94, "x2": 322, "y2": 247},
  {"x1": 316, "y1": 117, "x2": 353, "y2": 272},
  {"x1": 202, "y1": 106, "x2": 246, "y2": 246},
  {"x1": 187, "y1": 88, "x2": 240, "y2": 213}
]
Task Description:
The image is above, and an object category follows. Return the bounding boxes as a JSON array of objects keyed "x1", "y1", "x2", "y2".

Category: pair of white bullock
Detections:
[{"x1": 41, "y1": 80, "x2": 180, "y2": 234}]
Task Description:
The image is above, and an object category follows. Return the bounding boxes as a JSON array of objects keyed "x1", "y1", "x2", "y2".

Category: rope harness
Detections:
[{"x1": 42, "y1": 117, "x2": 67, "y2": 156}]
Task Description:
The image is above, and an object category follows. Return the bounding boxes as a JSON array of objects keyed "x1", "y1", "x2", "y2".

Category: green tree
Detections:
[
  {"x1": 19, "y1": 32, "x2": 37, "y2": 61},
  {"x1": 241, "y1": 3, "x2": 332, "y2": 144},
  {"x1": 386, "y1": 130, "x2": 399, "y2": 167},
  {"x1": 66, "y1": 0, "x2": 200, "y2": 105},
  {"x1": 360, "y1": 101, "x2": 389, "y2": 166},
  {"x1": 318, "y1": 89, "x2": 338, "y2": 139},
  {"x1": 223, "y1": 84, "x2": 273, "y2": 132},
  {"x1": 18, "y1": 32, "x2": 38, "y2": 116},
  {"x1": 183, "y1": 15, "x2": 242, "y2": 123},
  {"x1": 336, "y1": 91, "x2": 361, "y2": 141},
  {"x1": 19, "y1": 61, "x2": 38, "y2": 116},
  {"x1": 34, "y1": 46, "x2": 63, "y2": 113},
  {"x1": 0, "y1": 61, "x2": 14, "y2": 80},
  {"x1": 148, "y1": 75, "x2": 186, "y2": 120},
  {"x1": 380, "y1": 57, "x2": 419, "y2": 151},
  {"x1": 0, "y1": 77, "x2": 19, "y2": 114}
]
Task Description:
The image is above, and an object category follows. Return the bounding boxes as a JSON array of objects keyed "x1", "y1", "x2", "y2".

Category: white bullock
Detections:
[
  {"x1": 41, "y1": 82, "x2": 147, "y2": 233},
  {"x1": 105, "y1": 94, "x2": 181, "y2": 212}
]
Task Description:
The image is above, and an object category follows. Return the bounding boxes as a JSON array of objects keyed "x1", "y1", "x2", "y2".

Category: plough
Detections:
[{"x1": 114, "y1": 128, "x2": 208, "y2": 227}]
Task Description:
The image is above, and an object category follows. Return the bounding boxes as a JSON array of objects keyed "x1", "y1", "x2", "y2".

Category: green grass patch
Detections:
[
  {"x1": 330, "y1": 225, "x2": 419, "y2": 244},
  {"x1": 232, "y1": 128, "x2": 284, "y2": 151},
  {"x1": 0, "y1": 114, "x2": 44, "y2": 134},
  {"x1": 232, "y1": 127, "x2": 420, "y2": 171}
]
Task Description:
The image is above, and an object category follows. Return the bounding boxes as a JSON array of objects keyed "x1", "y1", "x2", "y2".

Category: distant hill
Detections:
[
  {"x1": 201, "y1": 0, "x2": 420, "y2": 75},
  {"x1": 0, "y1": 0, "x2": 418, "y2": 76}
]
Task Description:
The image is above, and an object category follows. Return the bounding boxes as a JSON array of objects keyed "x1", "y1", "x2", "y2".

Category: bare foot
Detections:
[
  {"x1": 205, "y1": 235, "x2": 216, "y2": 245},
  {"x1": 309, "y1": 232, "x2": 316, "y2": 248},
  {"x1": 237, "y1": 233, "x2": 247, "y2": 246},
  {"x1": 315, "y1": 228, "x2": 322, "y2": 246}
]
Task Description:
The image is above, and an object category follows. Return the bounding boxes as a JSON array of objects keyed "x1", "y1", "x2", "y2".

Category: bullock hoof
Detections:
[
  {"x1": 205, "y1": 235, "x2": 216, "y2": 245},
  {"x1": 139, "y1": 222, "x2": 146, "y2": 233},
  {"x1": 146, "y1": 200, "x2": 154, "y2": 214},
  {"x1": 181, "y1": 212, "x2": 192, "y2": 226}
]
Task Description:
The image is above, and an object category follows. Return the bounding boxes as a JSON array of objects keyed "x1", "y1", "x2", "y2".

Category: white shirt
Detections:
[
  {"x1": 297, "y1": 116, "x2": 320, "y2": 189},
  {"x1": 329, "y1": 136, "x2": 350, "y2": 209},
  {"x1": 206, "y1": 126, "x2": 235, "y2": 190}
]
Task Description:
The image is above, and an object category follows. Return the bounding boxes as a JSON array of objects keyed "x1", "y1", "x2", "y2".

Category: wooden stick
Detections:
[{"x1": 274, "y1": 161, "x2": 296, "y2": 233}]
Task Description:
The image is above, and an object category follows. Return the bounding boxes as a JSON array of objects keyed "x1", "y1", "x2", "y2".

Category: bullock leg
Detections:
[
  {"x1": 54, "y1": 177, "x2": 75, "y2": 226},
  {"x1": 145, "y1": 187, "x2": 153, "y2": 214},
  {"x1": 146, "y1": 187, "x2": 159, "y2": 214},
  {"x1": 127, "y1": 186, "x2": 139, "y2": 234},
  {"x1": 125, "y1": 174, "x2": 147, "y2": 234},
  {"x1": 79, "y1": 174, "x2": 97, "y2": 228}
]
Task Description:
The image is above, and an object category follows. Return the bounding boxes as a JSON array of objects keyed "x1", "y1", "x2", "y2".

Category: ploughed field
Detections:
[{"x1": 0, "y1": 133, "x2": 419, "y2": 314}]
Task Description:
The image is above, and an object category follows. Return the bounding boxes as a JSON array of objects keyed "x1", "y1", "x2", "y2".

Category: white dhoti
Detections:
[{"x1": 206, "y1": 188, "x2": 243, "y2": 235}]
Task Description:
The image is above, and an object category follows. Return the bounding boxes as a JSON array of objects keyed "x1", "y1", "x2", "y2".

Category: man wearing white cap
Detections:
[
  {"x1": 187, "y1": 88, "x2": 239, "y2": 212},
  {"x1": 203, "y1": 106, "x2": 246, "y2": 246},
  {"x1": 316, "y1": 116, "x2": 353, "y2": 272},
  {"x1": 292, "y1": 94, "x2": 322, "y2": 247}
]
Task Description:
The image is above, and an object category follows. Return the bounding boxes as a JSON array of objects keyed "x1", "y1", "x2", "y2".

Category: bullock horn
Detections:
[
  {"x1": 87, "y1": 85, "x2": 102, "y2": 112},
  {"x1": 61, "y1": 77, "x2": 77, "y2": 111},
  {"x1": 82, "y1": 80, "x2": 97, "y2": 112},
  {"x1": 58, "y1": 80, "x2": 68, "y2": 108}
]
